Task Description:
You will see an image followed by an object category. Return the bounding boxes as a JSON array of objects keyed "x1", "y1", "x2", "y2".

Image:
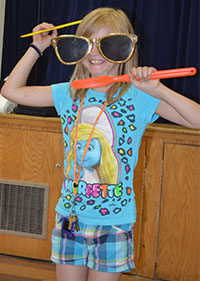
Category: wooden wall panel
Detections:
[
  {"x1": 0, "y1": 115, "x2": 200, "y2": 281},
  {"x1": 137, "y1": 138, "x2": 163, "y2": 278},
  {"x1": 0, "y1": 126, "x2": 64, "y2": 260},
  {"x1": 131, "y1": 140, "x2": 147, "y2": 274},
  {"x1": 121, "y1": 273, "x2": 157, "y2": 281},
  {"x1": 156, "y1": 143, "x2": 200, "y2": 281},
  {"x1": 0, "y1": 256, "x2": 155, "y2": 281}
]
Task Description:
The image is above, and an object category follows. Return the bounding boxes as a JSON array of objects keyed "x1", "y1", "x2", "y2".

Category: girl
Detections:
[{"x1": 2, "y1": 7, "x2": 200, "y2": 281}]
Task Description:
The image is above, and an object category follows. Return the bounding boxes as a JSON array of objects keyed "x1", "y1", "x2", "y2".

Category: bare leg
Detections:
[
  {"x1": 87, "y1": 268, "x2": 122, "y2": 281},
  {"x1": 56, "y1": 264, "x2": 88, "y2": 281}
]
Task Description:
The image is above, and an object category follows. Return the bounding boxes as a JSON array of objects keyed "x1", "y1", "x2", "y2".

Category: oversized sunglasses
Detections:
[{"x1": 51, "y1": 33, "x2": 138, "y2": 65}]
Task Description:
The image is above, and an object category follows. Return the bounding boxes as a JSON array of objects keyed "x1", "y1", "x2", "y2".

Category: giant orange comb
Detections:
[{"x1": 72, "y1": 67, "x2": 197, "y2": 89}]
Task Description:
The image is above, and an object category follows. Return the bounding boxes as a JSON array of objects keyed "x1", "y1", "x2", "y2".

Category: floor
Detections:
[
  {"x1": 0, "y1": 255, "x2": 154, "y2": 281},
  {"x1": 0, "y1": 255, "x2": 56, "y2": 281}
]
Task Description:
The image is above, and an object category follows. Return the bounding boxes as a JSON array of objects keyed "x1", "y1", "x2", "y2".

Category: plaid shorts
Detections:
[{"x1": 51, "y1": 214, "x2": 135, "y2": 273}]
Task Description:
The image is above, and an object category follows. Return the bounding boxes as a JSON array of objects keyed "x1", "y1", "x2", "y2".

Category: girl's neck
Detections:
[{"x1": 91, "y1": 85, "x2": 111, "y2": 92}]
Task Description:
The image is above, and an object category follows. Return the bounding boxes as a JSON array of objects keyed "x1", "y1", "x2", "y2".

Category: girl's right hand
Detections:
[
  {"x1": 129, "y1": 66, "x2": 161, "y2": 98},
  {"x1": 31, "y1": 22, "x2": 58, "y2": 53}
]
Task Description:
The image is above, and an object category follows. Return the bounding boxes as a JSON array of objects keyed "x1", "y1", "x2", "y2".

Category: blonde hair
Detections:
[
  {"x1": 66, "y1": 123, "x2": 119, "y2": 184},
  {"x1": 69, "y1": 7, "x2": 138, "y2": 104}
]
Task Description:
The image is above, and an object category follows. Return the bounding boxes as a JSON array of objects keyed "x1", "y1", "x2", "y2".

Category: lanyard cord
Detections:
[
  {"x1": 73, "y1": 96, "x2": 108, "y2": 194},
  {"x1": 73, "y1": 95, "x2": 86, "y2": 185}
]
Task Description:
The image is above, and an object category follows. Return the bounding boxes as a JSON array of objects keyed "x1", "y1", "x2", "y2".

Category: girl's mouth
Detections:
[{"x1": 89, "y1": 59, "x2": 105, "y2": 65}]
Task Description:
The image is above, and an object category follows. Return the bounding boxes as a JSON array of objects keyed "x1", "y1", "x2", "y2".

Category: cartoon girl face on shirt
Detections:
[
  {"x1": 76, "y1": 138, "x2": 101, "y2": 168},
  {"x1": 66, "y1": 123, "x2": 119, "y2": 184}
]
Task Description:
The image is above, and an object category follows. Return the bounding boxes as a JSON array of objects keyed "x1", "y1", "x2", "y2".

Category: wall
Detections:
[{"x1": 0, "y1": 0, "x2": 6, "y2": 78}]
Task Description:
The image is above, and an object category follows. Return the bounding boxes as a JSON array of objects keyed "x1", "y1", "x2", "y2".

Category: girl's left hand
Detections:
[
  {"x1": 32, "y1": 22, "x2": 58, "y2": 53},
  {"x1": 129, "y1": 66, "x2": 161, "y2": 97}
]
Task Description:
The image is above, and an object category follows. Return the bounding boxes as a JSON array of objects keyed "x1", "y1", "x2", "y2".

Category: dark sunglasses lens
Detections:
[
  {"x1": 57, "y1": 37, "x2": 88, "y2": 63},
  {"x1": 100, "y1": 35, "x2": 133, "y2": 62}
]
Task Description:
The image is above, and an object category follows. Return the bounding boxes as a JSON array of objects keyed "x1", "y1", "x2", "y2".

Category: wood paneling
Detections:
[
  {"x1": 0, "y1": 255, "x2": 56, "y2": 281},
  {"x1": 0, "y1": 116, "x2": 64, "y2": 260},
  {"x1": 0, "y1": 114, "x2": 199, "y2": 281},
  {"x1": 0, "y1": 255, "x2": 157, "y2": 281},
  {"x1": 156, "y1": 143, "x2": 200, "y2": 281},
  {"x1": 137, "y1": 138, "x2": 163, "y2": 278},
  {"x1": 132, "y1": 140, "x2": 147, "y2": 274}
]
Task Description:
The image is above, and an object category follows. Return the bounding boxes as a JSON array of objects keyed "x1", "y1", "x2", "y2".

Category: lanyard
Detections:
[{"x1": 73, "y1": 96, "x2": 108, "y2": 195}]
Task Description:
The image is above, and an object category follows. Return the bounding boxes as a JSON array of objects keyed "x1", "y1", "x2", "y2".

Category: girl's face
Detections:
[{"x1": 82, "y1": 27, "x2": 120, "y2": 77}]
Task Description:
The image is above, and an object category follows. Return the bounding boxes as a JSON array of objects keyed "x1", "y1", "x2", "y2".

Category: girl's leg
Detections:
[
  {"x1": 56, "y1": 264, "x2": 88, "y2": 281},
  {"x1": 87, "y1": 268, "x2": 122, "y2": 281}
]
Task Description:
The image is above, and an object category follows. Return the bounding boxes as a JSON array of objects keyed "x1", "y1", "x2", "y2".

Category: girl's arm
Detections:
[
  {"x1": 1, "y1": 23, "x2": 57, "y2": 107},
  {"x1": 129, "y1": 67, "x2": 200, "y2": 129}
]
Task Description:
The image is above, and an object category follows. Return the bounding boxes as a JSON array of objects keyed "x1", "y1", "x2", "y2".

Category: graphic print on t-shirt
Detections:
[
  {"x1": 66, "y1": 106, "x2": 119, "y2": 184},
  {"x1": 52, "y1": 82, "x2": 160, "y2": 223},
  {"x1": 62, "y1": 97, "x2": 136, "y2": 218}
]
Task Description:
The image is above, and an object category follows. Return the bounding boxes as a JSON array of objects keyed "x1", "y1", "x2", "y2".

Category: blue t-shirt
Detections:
[{"x1": 51, "y1": 83, "x2": 160, "y2": 225}]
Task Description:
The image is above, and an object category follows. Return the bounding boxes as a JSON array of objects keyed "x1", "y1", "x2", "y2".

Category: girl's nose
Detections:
[{"x1": 90, "y1": 39, "x2": 99, "y2": 54}]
